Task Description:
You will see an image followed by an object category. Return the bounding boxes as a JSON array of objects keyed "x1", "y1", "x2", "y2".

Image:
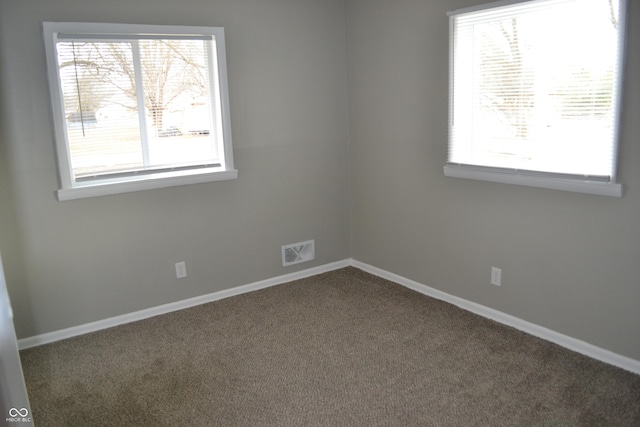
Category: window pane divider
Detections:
[{"x1": 130, "y1": 40, "x2": 151, "y2": 168}]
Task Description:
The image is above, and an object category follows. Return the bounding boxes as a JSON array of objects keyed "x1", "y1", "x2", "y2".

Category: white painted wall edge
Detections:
[
  {"x1": 17, "y1": 259, "x2": 350, "y2": 350},
  {"x1": 351, "y1": 259, "x2": 640, "y2": 376},
  {"x1": 18, "y1": 257, "x2": 640, "y2": 376}
]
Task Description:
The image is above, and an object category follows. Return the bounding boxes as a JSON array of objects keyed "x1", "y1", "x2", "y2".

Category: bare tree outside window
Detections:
[
  {"x1": 58, "y1": 39, "x2": 208, "y2": 134},
  {"x1": 476, "y1": 18, "x2": 534, "y2": 140},
  {"x1": 470, "y1": 0, "x2": 619, "y2": 155}
]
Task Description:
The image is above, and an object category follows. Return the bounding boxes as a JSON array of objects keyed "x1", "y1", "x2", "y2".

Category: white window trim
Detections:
[
  {"x1": 56, "y1": 168, "x2": 238, "y2": 201},
  {"x1": 446, "y1": 0, "x2": 627, "y2": 198},
  {"x1": 444, "y1": 164, "x2": 623, "y2": 197},
  {"x1": 43, "y1": 22, "x2": 237, "y2": 201}
]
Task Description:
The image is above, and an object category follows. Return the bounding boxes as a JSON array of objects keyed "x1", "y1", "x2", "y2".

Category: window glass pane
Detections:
[
  {"x1": 450, "y1": 0, "x2": 622, "y2": 178},
  {"x1": 56, "y1": 38, "x2": 220, "y2": 180},
  {"x1": 57, "y1": 41, "x2": 144, "y2": 178},
  {"x1": 138, "y1": 39, "x2": 219, "y2": 169}
]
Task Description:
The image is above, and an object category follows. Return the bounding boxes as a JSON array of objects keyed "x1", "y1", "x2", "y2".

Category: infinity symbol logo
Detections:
[{"x1": 8, "y1": 407, "x2": 28, "y2": 417}]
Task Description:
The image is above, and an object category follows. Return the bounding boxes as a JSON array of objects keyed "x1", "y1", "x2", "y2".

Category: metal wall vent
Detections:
[{"x1": 281, "y1": 240, "x2": 315, "y2": 267}]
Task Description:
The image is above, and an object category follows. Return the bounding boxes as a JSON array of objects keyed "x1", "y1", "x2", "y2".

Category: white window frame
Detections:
[
  {"x1": 445, "y1": 0, "x2": 627, "y2": 197},
  {"x1": 43, "y1": 22, "x2": 237, "y2": 201}
]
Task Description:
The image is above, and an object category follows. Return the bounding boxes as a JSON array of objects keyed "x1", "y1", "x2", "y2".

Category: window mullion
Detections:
[
  {"x1": 131, "y1": 40, "x2": 151, "y2": 167},
  {"x1": 205, "y1": 40, "x2": 221, "y2": 166}
]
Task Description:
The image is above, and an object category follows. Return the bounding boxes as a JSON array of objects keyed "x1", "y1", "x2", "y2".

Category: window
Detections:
[
  {"x1": 43, "y1": 22, "x2": 236, "y2": 200},
  {"x1": 446, "y1": 0, "x2": 626, "y2": 197}
]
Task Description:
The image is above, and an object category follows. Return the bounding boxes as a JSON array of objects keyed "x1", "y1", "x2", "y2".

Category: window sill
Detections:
[
  {"x1": 57, "y1": 168, "x2": 238, "y2": 201},
  {"x1": 444, "y1": 164, "x2": 622, "y2": 198}
]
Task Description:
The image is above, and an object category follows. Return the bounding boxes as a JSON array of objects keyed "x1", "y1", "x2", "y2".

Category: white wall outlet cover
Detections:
[
  {"x1": 491, "y1": 267, "x2": 501, "y2": 286},
  {"x1": 282, "y1": 240, "x2": 315, "y2": 267},
  {"x1": 175, "y1": 261, "x2": 187, "y2": 279}
]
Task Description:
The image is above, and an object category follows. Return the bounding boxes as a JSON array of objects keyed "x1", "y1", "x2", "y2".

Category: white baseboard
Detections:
[
  {"x1": 351, "y1": 259, "x2": 640, "y2": 376},
  {"x1": 17, "y1": 259, "x2": 351, "y2": 350},
  {"x1": 18, "y1": 257, "x2": 640, "y2": 376}
]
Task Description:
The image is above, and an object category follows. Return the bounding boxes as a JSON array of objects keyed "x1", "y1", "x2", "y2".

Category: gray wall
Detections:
[
  {"x1": 347, "y1": 0, "x2": 640, "y2": 361},
  {"x1": 0, "y1": 32, "x2": 33, "y2": 339},
  {"x1": 0, "y1": 0, "x2": 350, "y2": 338}
]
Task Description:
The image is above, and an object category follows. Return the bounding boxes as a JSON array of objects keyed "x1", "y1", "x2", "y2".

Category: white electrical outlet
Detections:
[
  {"x1": 282, "y1": 240, "x2": 315, "y2": 267},
  {"x1": 491, "y1": 267, "x2": 502, "y2": 286},
  {"x1": 175, "y1": 261, "x2": 187, "y2": 279}
]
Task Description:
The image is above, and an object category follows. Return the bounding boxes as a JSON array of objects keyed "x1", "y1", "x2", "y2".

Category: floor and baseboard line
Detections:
[
  {"x1": 351, "y1": 260, "x2": 640, "y2": 376},
  {"x1": 18, "y1": 258, "x2": 640, "y2": 375},
  {"x1": 17, "y1": 259, "x2": 350, "y2": 350}
]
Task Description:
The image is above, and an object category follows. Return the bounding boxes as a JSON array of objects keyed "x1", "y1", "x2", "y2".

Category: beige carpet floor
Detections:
[{"x1": 20, "y1": 267, "x2": 640, "y2": 426}]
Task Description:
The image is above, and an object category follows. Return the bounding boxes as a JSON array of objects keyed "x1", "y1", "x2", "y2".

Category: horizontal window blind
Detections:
[{"x1": 448, "y1": 0, "x2": 625, "y2": 181}]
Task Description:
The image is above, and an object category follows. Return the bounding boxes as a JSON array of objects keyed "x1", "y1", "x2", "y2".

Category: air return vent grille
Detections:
[{"x1": 281, "y1": 240, "x2": 315, "y2": 267}]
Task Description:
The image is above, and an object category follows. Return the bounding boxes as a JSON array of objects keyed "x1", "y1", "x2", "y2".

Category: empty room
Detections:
[{"x1": 0, "y1": 0, "x2": 639, "y2": 425}]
